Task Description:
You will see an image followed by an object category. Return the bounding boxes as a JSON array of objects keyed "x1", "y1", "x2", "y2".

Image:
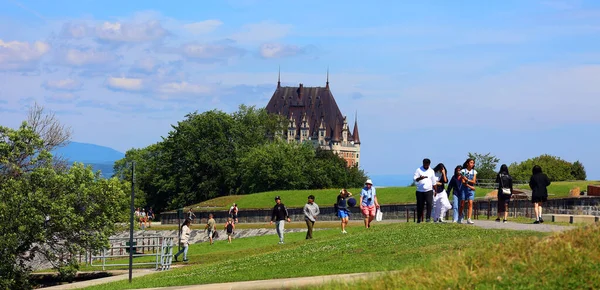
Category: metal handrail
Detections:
[{"x1": 90, "y1": 236, "x2": 174, "y2": 271}]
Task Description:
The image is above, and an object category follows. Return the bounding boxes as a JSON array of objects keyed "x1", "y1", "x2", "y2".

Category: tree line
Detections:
[
  {"x1": 113, "y1": 105, "x2": 368, "y2": 213},
  {"x1": 467, "y1": 152, "x2": 586, "y2": 181}
]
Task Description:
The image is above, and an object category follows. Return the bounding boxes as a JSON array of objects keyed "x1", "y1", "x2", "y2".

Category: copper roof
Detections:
[{"x1": 266, "y1": 83, "x2": 358, "y2": 141}]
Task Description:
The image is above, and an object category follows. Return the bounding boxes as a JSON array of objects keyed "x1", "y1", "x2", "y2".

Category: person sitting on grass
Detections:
[
  {"x1": 174, "y1": 218, "x2": 191, "y2": 262},
  {"x1": 205, "y1": 213, "x2": 216, "y2": 245},
  {"x1": 225, "y1": 217, "x2": 235, "y2": 243}
]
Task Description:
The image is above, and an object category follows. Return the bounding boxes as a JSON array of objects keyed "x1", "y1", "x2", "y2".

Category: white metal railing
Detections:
[{"x1": 90, "y1": 236, "x2": 174, "y2": 271}]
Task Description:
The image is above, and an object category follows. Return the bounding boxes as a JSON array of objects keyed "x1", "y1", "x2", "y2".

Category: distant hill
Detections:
[{"x1": 53, "y1": 142, "x2": 125, "y2": 178}]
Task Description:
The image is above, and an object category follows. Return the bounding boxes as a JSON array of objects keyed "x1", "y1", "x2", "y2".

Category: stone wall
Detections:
[{"x1": 160, "y1": 197, "x2": 600, "y2": 224}]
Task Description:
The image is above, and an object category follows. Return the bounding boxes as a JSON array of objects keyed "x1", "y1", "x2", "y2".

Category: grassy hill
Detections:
[
  {"x1": 183, "y1": 181, "x2": 600, "y2": 212},
  {"x1": 84, "y1": 222, "x2": 600, "y2": 289}
]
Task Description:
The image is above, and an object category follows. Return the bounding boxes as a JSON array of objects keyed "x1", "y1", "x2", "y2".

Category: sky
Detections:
[{"x1": 1, "y1": 0, "x2": 600, "y2": 180}]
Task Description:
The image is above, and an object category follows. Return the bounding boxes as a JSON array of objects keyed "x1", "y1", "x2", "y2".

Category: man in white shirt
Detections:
[{"x1": 414, "y1": 158, "x2": 436, "y2": 223}]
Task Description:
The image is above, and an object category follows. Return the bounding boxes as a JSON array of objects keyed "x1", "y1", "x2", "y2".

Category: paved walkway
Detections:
[
  {"x1": 41, "y1": 220, "x2": 574, "y2": 289},
  {"x1": 469, "y1": 219, "x2": 572, "y2": 232}
]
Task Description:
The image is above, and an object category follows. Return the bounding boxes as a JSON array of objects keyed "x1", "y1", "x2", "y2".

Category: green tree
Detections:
[
  {"x1": 571, "y1": 161, "x2": 587, "y2": 180},
  {"x1": 467, "y1": 152, "x2": 499, "y2": 180},
  {"x1": 0, "y1": 122, "x2": 128, "y2": 289},
  {"x1": 508, "y1": 154, "x2": 581, "y2": 182}
]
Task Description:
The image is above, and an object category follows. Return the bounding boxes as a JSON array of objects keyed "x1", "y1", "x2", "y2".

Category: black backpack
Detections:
[{"x1": 226, "y1": 222, "x2": 234, "y2": 233}]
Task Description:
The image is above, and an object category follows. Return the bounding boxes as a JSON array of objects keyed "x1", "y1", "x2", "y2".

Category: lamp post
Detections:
[{"x1": 128, "y1": 161, "x2": 135, "y2": 283}]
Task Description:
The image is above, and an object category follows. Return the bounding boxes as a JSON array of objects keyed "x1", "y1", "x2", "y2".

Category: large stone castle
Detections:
[{"x1": 265, "y1": 73, "x2": 361, "y2": 167}]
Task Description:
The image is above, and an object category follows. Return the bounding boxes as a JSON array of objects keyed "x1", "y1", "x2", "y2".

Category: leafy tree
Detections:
[
  {"x1": 571, "y1": 161, "x2": 587, "y2": 180},
  {"x1": 508, "y1": 154, "x2": 583, "y2": 182},
  {"x1": 0, "y1": 122, "x2": 128, "y2": 289},
  {"x1": 467, "y1": 152, "x2": 499, "y2": 180}
]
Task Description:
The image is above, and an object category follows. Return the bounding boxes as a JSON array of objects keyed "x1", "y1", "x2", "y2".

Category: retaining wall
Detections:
[{"x1": 159, "y1": 196, "x2": 600, "y2": 224}]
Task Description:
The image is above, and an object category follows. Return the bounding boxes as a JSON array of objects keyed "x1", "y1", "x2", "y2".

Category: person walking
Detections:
[
  {"x1": 187, "y1": 208, "x2": 196, "y2": 223},
  {"x1": 414, "y1": 158, "x2": 436, "y2": 223},
  {"x1": 270, "y1": 196, "x2": 291, "y2": 244},
  {"x1": 205, "y1": 213, "x2": 216, "y2": 245},
  {"x1": 360, "y1": 179, "x2": 380, "y2": 228},
  {"x1": 174, "y1": 218, "x2": 191, "y2": 262},
  {"x1": 229, "y1": 203, "x2": 239, "y2": 223},
  {"x1": 459, "y1": 158, "x2": 477, "y2": 224},
  {"x1": 495, "y1": 164, "x2": 513, "y2": 223},
  {"x1": 225, "y1": 217, "x2": 235, "y2": 243},
  {"x1": 303, "y1": 195, "x2": 320, "y2": 239},
  {"x1": 446, "y1": 165, "x2": 463, "y2": 223},
  {"x1": 529, "y1": 165, "x2": 551, "y2": 224},
  {"x1": 337, "y1": 189, "x2": 352, "y2": 233},
  {"x1": 147, "y1": 207, "x2": 154, "y2": 228},
  {"x1": 433, "y1": 163, "x2": 452, "y2": 222}
]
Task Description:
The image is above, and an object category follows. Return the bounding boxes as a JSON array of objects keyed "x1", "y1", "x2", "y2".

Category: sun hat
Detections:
[{"x1": 365, "y1": 179, "x2": 373, "y2": 185}]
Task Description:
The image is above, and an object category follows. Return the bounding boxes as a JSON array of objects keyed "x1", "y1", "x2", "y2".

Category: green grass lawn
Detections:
[
  {"x1": 84, "y1": 223, "x2": 545, "y2": 289},
  {"x1": 185, "y1": 186, "x2": 492, "y2": 211},
  {"x1": 516, "y1": 180, "x2": 599, "y2": 198},
  {"x1": 313, "y1": 224, "x2": 600, "y2": 289}
]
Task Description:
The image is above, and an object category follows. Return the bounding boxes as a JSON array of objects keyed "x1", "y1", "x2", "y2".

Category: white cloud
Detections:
[
  {"x1": 57, "y1": 47, "x2": 119, "y2": 67},
  {"x1": 181, "y1": 42, "x2": 244, "y2": 62},
  {"x1": 105, "y1": 77, "x2": 144, "y2": 92},
  {"x1": 230, "y1": 21, "x2": 291, "y2": 44},
  {"x1": 131, "y1": 57, "x2": 159, "y2": 74},
  {"x1": 42, "y1": 79, "x2": 83, "y2": 91},
  {"x1": 259, "y1": 43, "x2": 302, "y2": 58},
  {"x1": 60, "y1": 23, "x2": 90, "y2": 39},
  {"x1": 183, "y1": 20, "x2": 223, "y2": 35},
  {"x1": 45, "y1": 93, "x2": 79, "y2": 103},
  {"x1": 158, "y1": 81, "x2": 212, "y2": 95},
  {"x1": 0, "y1": 39, "x2": 50, "y2": 71},
  {"x1": 95, "y1": 20, "x2": 168, "y2": 43}
]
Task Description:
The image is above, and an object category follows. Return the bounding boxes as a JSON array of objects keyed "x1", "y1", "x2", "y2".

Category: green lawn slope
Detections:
[
  {"x1": 182, "y1": 181, "x2": 599, "y2": 212},
  {"x1": 85, "y1": 223, "x2": 544, "y2": 290}
]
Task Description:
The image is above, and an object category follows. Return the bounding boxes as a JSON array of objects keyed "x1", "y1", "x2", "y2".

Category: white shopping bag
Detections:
[{"x1": 376, "y1": 208, "x2": 383, "y2": 222}]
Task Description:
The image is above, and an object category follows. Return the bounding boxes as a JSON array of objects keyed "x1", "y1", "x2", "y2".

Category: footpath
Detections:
[{"x1": 41, "y1": 220, "x2": 573, "y2": 290}]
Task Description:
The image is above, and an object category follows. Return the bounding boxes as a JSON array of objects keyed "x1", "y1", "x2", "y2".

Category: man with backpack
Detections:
[{"x1": 270, "y1": 196, "x2": 291, "y2": 244}]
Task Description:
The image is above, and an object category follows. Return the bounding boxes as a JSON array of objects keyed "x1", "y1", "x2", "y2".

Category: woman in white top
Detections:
[
  {"x1": 174, "y1": 219, "x2": 191, "y2": 262},
  {"x1": 432, "y1": 163, "x2": 452, "y2": 222}
]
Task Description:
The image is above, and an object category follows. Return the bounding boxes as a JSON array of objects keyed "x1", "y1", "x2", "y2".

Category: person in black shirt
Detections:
[
  {"x1": 337, "y1": 189, "x2": 352, "y2": 234},
  {"x1": 446, "y1": 165, "x2": 463, "y2": 223},
  {"x1": 270, "y1": 196, "x2": 291, "y2": 244},
  {"x1": 529, "y1": 165, "x2": 551, "y2": 224},
  {"x1": 495, "y1": 164, "x2": 513, "y2": 223}
]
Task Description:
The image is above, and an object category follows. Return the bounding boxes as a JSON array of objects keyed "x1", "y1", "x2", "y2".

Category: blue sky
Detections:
[{"x1": 1, "y1": 0, "x2": 600, "y2": 180}]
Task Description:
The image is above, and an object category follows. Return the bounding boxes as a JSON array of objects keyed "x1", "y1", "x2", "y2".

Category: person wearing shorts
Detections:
[
  {"x1": 459, "y1": 158, "x2": 477, "y2": 224},
  {"x1": 529, "y1": 165, "x2": 550, "y2": 224},
  {"x1": 360, "y1": 179, "x2": 380, "y2": 229},
  {"x1": 337, "y1": 189, "x2": 352, "y2": 234},
  {"x1": 225, "y1": 217, "x2": 235, "y2": 243},
  {"x1": 205, "y1": 213, "x2": 216, "y2": 245}
]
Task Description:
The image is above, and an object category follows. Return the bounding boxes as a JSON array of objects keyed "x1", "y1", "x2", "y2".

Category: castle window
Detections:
[{"x1": 356, "y1": 154, "x2": 359, "y2": 158}]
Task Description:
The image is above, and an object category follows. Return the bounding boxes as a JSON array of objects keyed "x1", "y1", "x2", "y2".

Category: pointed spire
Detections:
[
  {"x1": 332, "y1": 119, "x2": 341, "y2": 142},
  {"x1": 326, "y1": 67, "x2": 329, "y2": 89},
  {"x1": 277, "y1": 66, "x2": 281, "y2": 88},
  {"x1": 352, "y1": 111, "x2": 360, "y2": 145}
]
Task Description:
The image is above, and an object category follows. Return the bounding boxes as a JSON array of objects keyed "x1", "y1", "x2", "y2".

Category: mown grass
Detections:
[
  {"x1": 84, "y1": 223, "x2": 543, "y2": 289},
  {"x1": 180, "y1": 181, "x2": 598, "y2": 212},
  {"x1": 313, "y1": 223, "x2": 600, "y2": 289},
  {"x1": 516, "y1": 180, "x2": 599, "y2": 198},
  {"x1": 185, "y1": 186, "x2": 493, "y2": 212}
]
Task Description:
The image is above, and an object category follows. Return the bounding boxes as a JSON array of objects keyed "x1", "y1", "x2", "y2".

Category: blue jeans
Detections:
[
  {"x1": 174, "y1": 243, "x2": 188, "y2": 260},
  {"x1": 453, "y1": 194, "x2": 461, "y2": 222}
]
